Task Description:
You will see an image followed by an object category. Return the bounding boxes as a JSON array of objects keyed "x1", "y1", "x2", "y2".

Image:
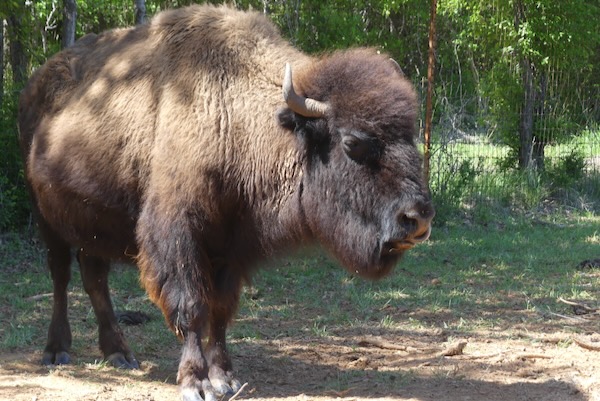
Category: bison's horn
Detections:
[
  {"x1": 389, "y1": 58, "x2": 404, "y2": 76},
  {"x1": 283, "y1": 63, "x2": 329, "y2": 118}
]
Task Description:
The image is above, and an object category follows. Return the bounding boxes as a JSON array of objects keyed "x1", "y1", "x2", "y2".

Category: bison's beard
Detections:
[
  {"x1": 334, "y1": 231, "x2": 402, "y2": 280},
  {"x1": 307, "y1": 207, "x2": 403, "y2": 280}
]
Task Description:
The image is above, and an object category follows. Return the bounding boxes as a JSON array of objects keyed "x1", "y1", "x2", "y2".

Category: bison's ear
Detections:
[
  {"x1": 277, "y1": 107, "x2": 328, "y2": 145},
  {"x1": 277, "y1": 108, "x2": 297, "y2": 131}
]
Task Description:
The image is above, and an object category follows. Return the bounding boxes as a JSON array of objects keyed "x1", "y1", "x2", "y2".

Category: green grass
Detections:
[
  {"x1": 1, "y1": 210, "x2": 598, "y2": 360},
  {"x1": 0, "y1": 232, "x2": 177, "y2": 366},
  {"x1": 232, "y1": 211, "x2": 599, "y2": 340}
]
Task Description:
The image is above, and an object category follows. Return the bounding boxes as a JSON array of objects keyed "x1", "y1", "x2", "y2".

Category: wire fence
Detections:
[
  {"x1": 420, "y1": 44, "x2": 599, "y2": 212},
  {"x1": 421, "y1": 91, "x2": 600, "y2": 210}
]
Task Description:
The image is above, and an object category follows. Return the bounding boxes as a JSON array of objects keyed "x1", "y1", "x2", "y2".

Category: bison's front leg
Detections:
[
  {"x1": 204, "y1": 267, "x2": 244, "y2": 396},
  {"x1": 137, "y1": 205, "x2": 240, "y2": 401},
  {"x1": 140, "y1": 256, "x2": 220, "y2": 400},
  {"x1": 164, "y1": 274, "x2": 244, "y2": 401},
  {"x1": 176, "y1": 305, "x2": 244, "y2": 401},
  {"x1": 177, "y1": 318, "x2": 218, "y2": 401}
]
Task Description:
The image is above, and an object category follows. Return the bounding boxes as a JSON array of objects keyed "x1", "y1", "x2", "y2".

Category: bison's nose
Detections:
[{"x1": 398, "y1": 201, "x2": 435, "y2": 244}]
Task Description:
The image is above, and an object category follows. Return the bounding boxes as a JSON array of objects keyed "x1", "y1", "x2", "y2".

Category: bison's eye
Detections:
[{"x1": 341, "y1": 132, "x2": 381, "y2": 165}]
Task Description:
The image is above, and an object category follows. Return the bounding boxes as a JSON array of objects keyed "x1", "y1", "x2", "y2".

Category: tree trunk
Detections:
[
  {"x1": 423, "y1": 0, "x2": 437, "y2": 183},
  {"x1": 518, "y1": 57, "x2": 536, "y2": 171},
  {"x1": 62, "y1": 0, "x2": 77, "y2": 49},
  {"x1": 7, "y1": 14, "x2": 28, "y2": 88},
  {"x1": 261, "y1": 0, "x2": 270, "y2": 15},
  {"x1": 532, "y1": 72, "x2": 547, "y2": 171},
  {"x1": 0, "y1": 20, "x2": 4, "y2": 109},
  {"x1": 134, "y1": 0, "x2": 146, "y2": 25},
  {"x1": 514, "y1": 0, "x2": 539, "y2": 173}
]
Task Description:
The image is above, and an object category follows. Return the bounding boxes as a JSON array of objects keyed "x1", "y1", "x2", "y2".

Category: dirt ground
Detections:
[{"x1": 1, "y1": 319, "x2": 599, "y2": 401}]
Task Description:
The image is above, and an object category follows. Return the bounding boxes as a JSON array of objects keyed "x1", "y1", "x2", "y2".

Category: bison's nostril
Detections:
[
  {"x1": 399, "y1": 213, "x2": 418, "y2": 233},
  {"x1": 398, "y1": 202, "x2": 434, "y2": 243}
]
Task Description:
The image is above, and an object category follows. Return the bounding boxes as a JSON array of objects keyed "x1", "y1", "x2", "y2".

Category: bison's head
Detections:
[{"x1": 278, "y1": 49, "x2": 434, "y2": 279}]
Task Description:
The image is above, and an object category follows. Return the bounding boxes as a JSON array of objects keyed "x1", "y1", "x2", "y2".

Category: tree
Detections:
[
  {"x1": 62, "y1": 0, "x2": 77, "y2": 48},
  {"x1": 1, "y1": 20, "x2": 4, "y2": 109},
  {"x1": 134, "y1": 0, "x2": 146, "y2": 25},
  {"x1": 513, "y1": 0, "x2": 539, "y2": 171},
  {"x1": 7, "y1": 15, "x2": 28, "y2": 88},
  {"x1": 439, "y1": 0, "x2": 600, "y2": 172}
]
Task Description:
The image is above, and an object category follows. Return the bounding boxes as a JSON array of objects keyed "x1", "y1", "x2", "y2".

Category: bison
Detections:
[{"x1": 18, "y1": 4, "x2": 434, "y2": 401}]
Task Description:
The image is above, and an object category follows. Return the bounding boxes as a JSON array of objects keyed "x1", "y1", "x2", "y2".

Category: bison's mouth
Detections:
[
  {"x1": 384, "y1": 241, "x2": 413, "y2": 254},
  {"x1": 338, "y1": 227, "x2": 433, "y2": 281},
  {"x1": 383, "y1": 227, "x2": 431, "y2": 254},
  {"x1": 369, "y1": 239, "x2": 414, "y2": 279}
]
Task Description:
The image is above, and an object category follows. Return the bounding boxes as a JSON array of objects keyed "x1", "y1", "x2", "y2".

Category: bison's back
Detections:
[{"x1": 19, "y1": 4, "x2": 305, "y2": 259}]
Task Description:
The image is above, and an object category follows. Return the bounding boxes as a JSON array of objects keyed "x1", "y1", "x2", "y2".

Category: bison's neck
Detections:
[{"x1": 224, "y1": 124, "x2": 310, "y2": 256}]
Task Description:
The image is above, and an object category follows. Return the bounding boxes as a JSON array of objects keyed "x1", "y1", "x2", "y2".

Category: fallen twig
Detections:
[
  {"x1": 357, "y1": 337, "x2": 408, "y2": 351},
  {"x1": 458, "y1": 352, "x2": 503, "y2": 360},
  {"x1": 455, "y1": 351, "x2": 551, "y2": 362},
  {"x1": 457, "y1": 351, "x2": 550, "y2": 361},
  {"x1": 558, "y1": 297, "x2": 597, "y2": 315},
  {"x1": 228, "y1": 382, "x2": 249, "y2": 401},
  {"x1": 324, "y1": 387, "x2": 355, "y2": 397},
  {"x1": 516, "y1": 353, "x2": 552, "y2": 360},
  {"x1": 27, "y1": 293, "x2": 53, "y2": 301},
  {"x1": 573, "y1": 337, "x2": 600, "y2": 352},
  {"x1": 543, "y1": 310, "x2": 590, "y2": 322}
]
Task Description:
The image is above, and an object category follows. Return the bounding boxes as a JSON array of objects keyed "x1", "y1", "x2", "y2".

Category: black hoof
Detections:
[
  {"x1": 42, "y1": 350, "x2": 71, "y2": 366},
  {"x1": 106, "y1": 352, "x2": 140, "y2": 369}
]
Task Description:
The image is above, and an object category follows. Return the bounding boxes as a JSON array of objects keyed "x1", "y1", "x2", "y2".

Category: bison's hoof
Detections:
[
  {"x1": 181, "y1": 376, "x2": 242, "y2": 401},
  {"x1": 181, "y1": 387, "x2": 205, "y2": 401},
  {"x1": 210, "y1": 376, "x2": 241, "y2": 395},
  {"x1": 221, "y1": 378, "x2": 242, "y2": 397},
  {"x1": 106, "y1": 351, "x2": 140, "y2": 369},
  {"x1": 209, "y1": 366, "x2": 242, "y2": 397},
  {"x1": 42, "y1": 350, "x2": 71, "y2": 366},
  {"x1": 181, "y1": 381, "x2": 218, "y2": 401}
]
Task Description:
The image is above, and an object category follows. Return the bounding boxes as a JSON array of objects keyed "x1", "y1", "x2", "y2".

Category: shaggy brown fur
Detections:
[{"x1": 19, "y1": 4, "x2": 433, "y2": 400}]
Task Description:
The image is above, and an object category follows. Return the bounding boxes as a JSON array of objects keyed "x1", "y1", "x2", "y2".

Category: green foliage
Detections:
[
  {"x1": 438, "y1": 0, "x2": 600, "y2": 162},
  {"x1": 545, "y1": 150, "x2": 586, "y2": 189},
  {"x1": 430, "y1": 158, "x2": 477, "y2": 225},
  {"x1": 430, "y1": 130, "x2": 600, "y2": 216},
  {"x1": 0, "y1": 87, "x2": 29, "y2": 232},
  {"x1": 0, "y1": 0, "x2": 598, "y2": 230},
  {"x1": 480, "y1": 61, "x2": 522, "y2": 150},
  {"x1": 0, "y1": 175, "x2": 26, "y2": 231}
]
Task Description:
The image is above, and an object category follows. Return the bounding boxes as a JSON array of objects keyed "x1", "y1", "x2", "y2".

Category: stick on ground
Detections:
[
  {"x1": 228, "y1": 382, "x2": 249, "y2": 401},
  {"x1": 573, "y1": 337, "x2": 600, "y2": 352},
  {"x1": 357, "y1": 337, "x2": 408, "y2": 351}
]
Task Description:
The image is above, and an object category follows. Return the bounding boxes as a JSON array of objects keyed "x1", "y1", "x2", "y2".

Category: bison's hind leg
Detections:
[
  {"x1": 39, "y1": 222, "x2": 73, "y2": 366},
  {"x1": 77, "y1": 250, "x2": 139, "y2": 369}
]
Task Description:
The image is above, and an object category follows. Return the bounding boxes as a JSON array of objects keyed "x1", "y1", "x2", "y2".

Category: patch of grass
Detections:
[
  {"x1": 236, "y1": 210, "x2": 600, "y2": 337},
  {"x1": 2, "y1": 322, "x2": 37, "y2": 348},
  {"x1": 0, "y1": 210, "x2": 598, "y2": 371},
  {"x1": 0, "y1": 237, "x2": 176, "y2": 363}
]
